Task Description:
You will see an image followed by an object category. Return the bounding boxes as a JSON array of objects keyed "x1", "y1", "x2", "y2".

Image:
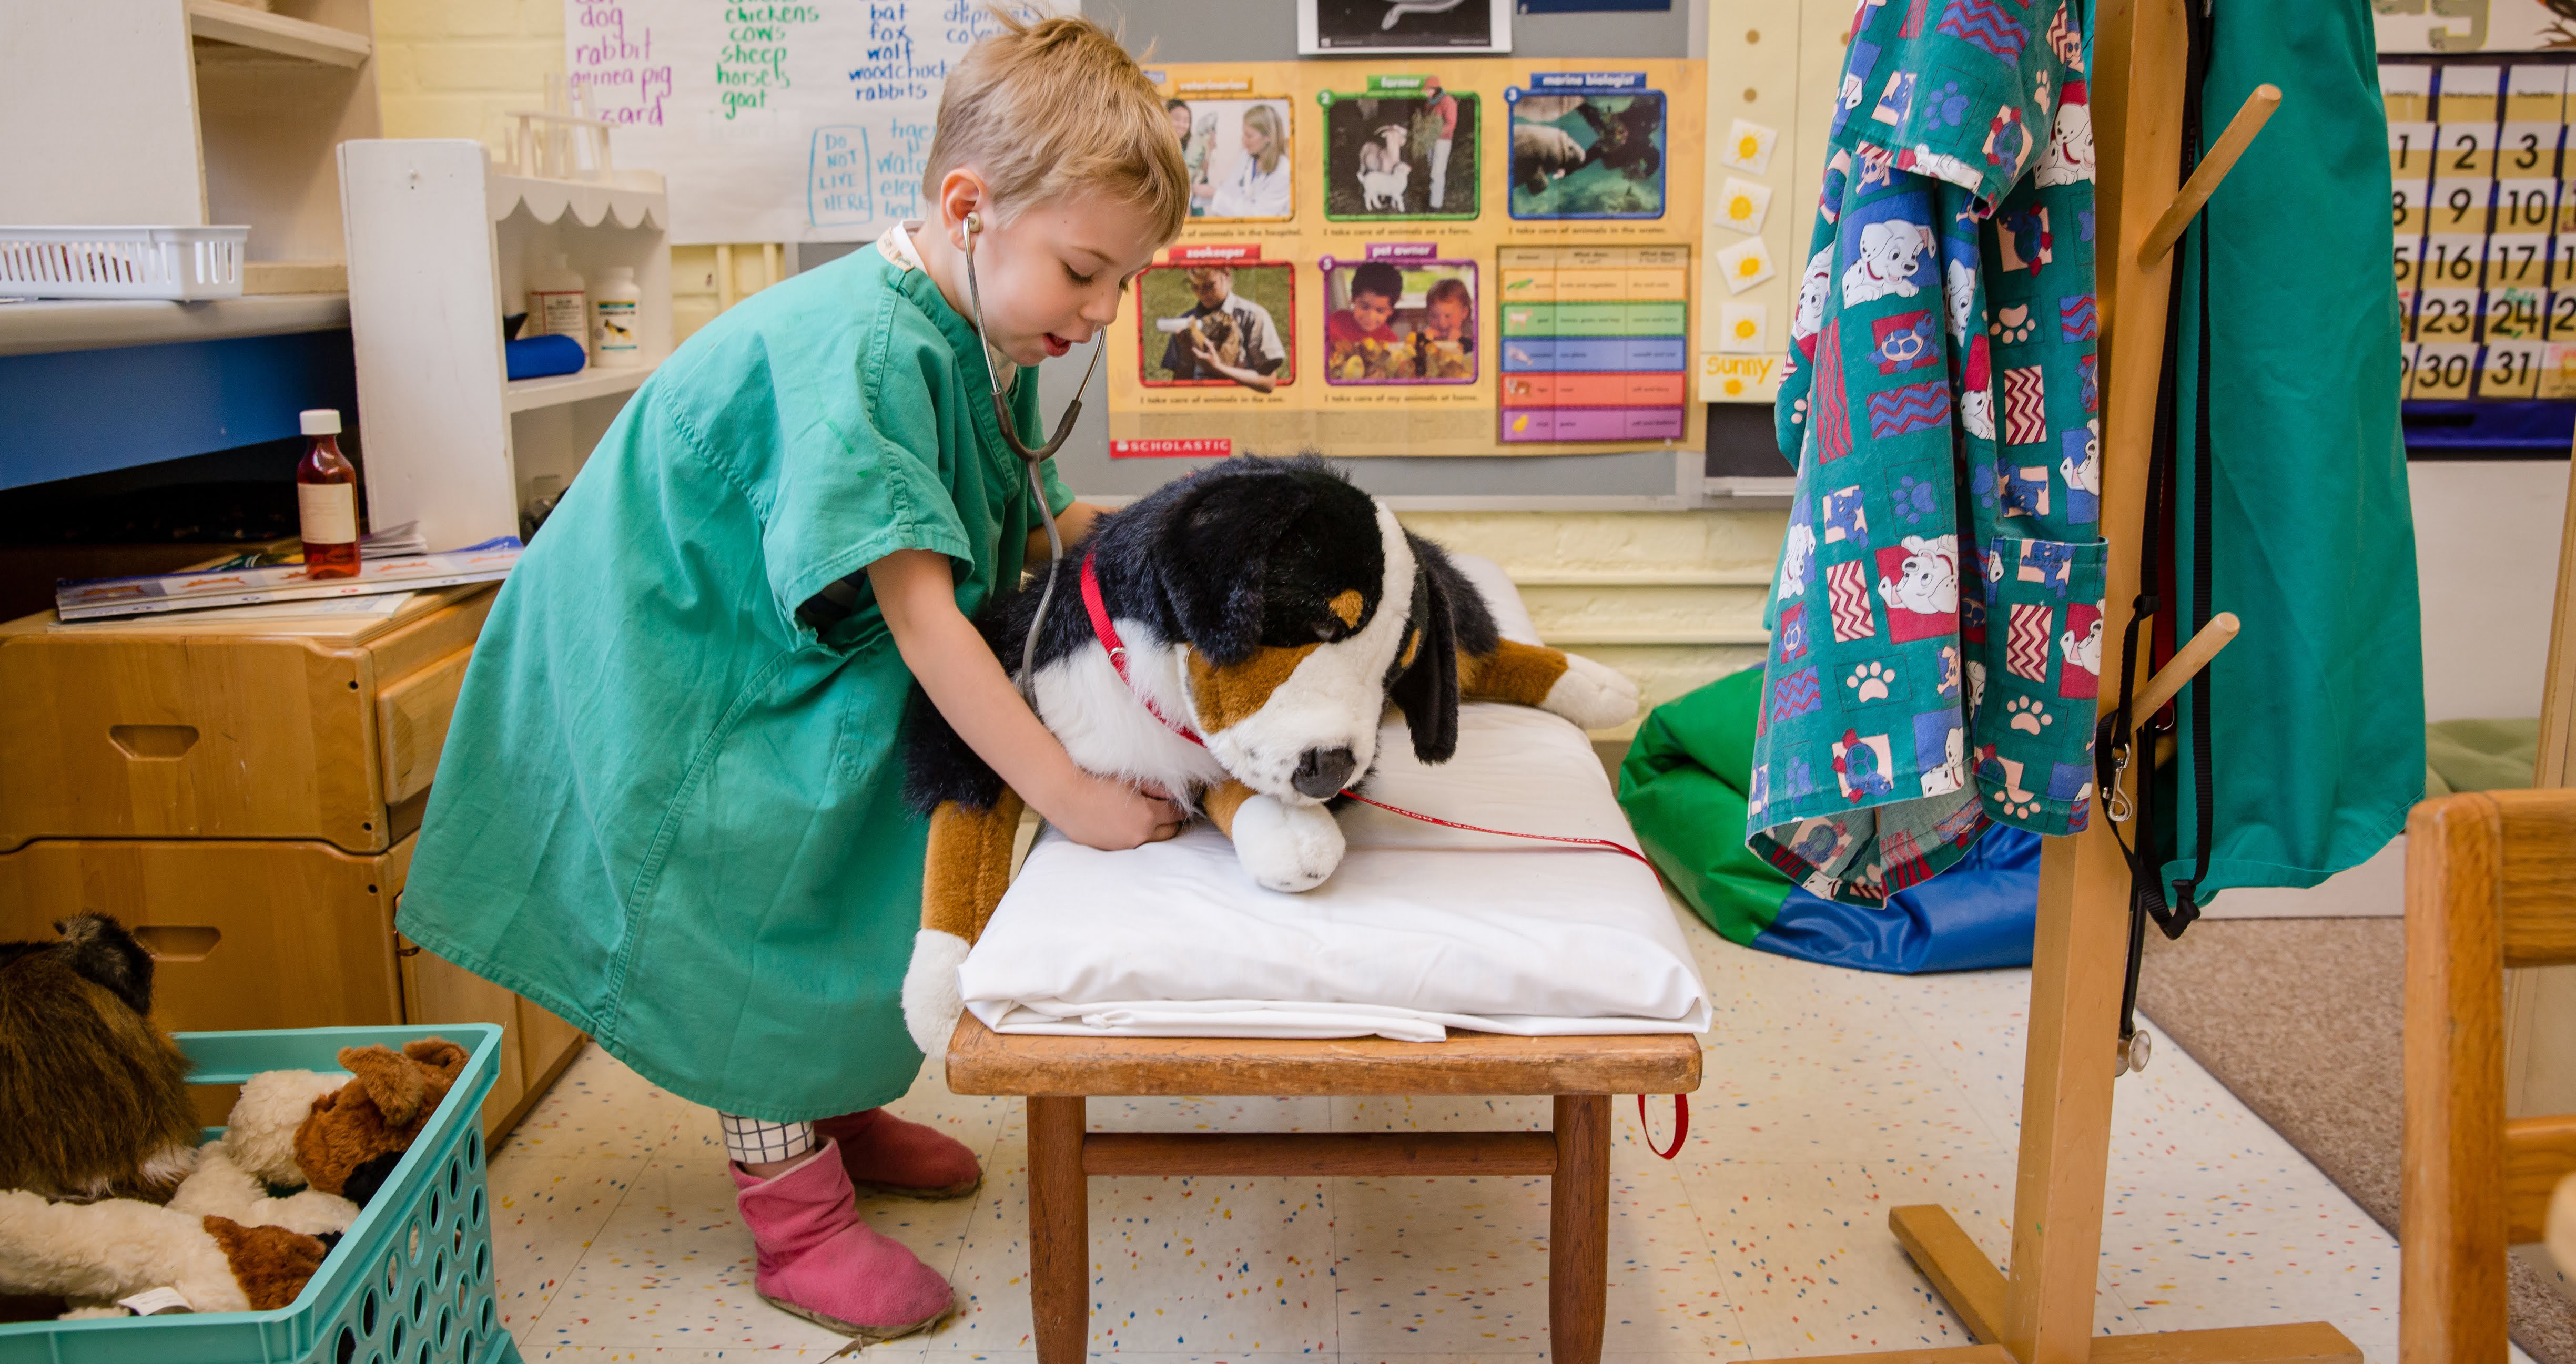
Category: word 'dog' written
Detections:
[
  {"x1": 570, "y1": 4, "x2": 672, "y2": 125},
  {"x1": 810, "y1": 118, "x2": 932, "y2": 227}
]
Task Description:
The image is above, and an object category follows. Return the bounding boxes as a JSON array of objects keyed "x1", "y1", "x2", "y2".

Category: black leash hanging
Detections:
[{"x1": 2096, "y1": 0, "x2": 2218, "y2": 1073}]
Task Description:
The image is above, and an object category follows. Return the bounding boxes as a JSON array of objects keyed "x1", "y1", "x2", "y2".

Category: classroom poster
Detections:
[
  {"x1": 564, "y1": 1, "x2": 1024, "y2": 243},
  {"x1": 1107, "y1": 58, "x2": 1707, "y2": 457}
]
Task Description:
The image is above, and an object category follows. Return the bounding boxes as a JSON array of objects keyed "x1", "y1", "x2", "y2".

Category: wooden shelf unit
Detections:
[
  {"x1": 186, "y1": 0, "x2": 371, "y2": 67},
  {"x1": 341, "y1": 140, "x2": 673, "y2": 549}
]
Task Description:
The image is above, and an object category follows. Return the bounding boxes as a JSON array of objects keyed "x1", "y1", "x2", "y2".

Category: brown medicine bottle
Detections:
[{"x1": 296, "y1": 408, "x2": 361, "y2": 578}]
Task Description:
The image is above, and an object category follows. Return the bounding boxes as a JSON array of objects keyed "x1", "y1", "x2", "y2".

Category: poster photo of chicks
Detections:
[
  {"x1": 1135, "y1": 262, "x2": 1297, "y2": 391},
  {"x1": 1507, "y1": 80, "x2": 1668, "y2": 220},
  {"x1": 1321, "y1": 256, "x2": 1477, "y2": 384},
  {"x1": 1320, "y1": 79, "x2": 1479, "y2": 220},
  {"x1": 1168, "y1": 96, "x2": 1299, "y2": 222}
]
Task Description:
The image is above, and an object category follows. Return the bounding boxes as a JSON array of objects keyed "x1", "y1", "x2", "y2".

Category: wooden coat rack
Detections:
[{"x1": 1749, "y1": 1, "x2": 2362, "y2": 1360}]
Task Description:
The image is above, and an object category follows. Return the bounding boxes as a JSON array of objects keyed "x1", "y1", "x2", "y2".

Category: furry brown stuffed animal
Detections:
[
  {"x1": 293, "y1": 1039, "x2": 467, "y2": 1206},
  {"x1": 0, "y1": 917, "x2": 197, "y2": 1201}
]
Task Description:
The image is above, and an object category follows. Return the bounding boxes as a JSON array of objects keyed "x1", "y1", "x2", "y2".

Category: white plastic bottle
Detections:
[
  {"x1": 528, "y1": 255, "x2": 589, "y2": 358},
  {"x1": 592, "y1": 266, "x2": 642, "y2": 367}
]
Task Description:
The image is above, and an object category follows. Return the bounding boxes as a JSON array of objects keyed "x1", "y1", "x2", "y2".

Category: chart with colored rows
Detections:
[
  {"x1": 2387, "y1": 61, "x2": 2576, "y2": 401},
  {"x1": 1496, "y1": 245, "x2": 1692, "y2": 442}
]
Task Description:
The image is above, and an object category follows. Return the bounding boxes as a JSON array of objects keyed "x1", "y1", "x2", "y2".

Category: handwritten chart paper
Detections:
[{"x1": 568, "y1": 2, "x2": 1012, "y2": 243}]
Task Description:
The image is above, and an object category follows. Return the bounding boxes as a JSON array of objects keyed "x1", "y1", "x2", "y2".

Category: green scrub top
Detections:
[{"x1": 397, "y1": 237, "x2": 1071, "y2": 1122}]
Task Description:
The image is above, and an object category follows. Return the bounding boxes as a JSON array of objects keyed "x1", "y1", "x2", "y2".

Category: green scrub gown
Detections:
[{"x1": 397, "y1": 237, "x2": 1071, "y2": 1122}]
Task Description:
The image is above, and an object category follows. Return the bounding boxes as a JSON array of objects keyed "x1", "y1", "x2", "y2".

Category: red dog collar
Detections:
[{"x1": 1080, "y1": 551, "x2": 1205, "y2": 748}]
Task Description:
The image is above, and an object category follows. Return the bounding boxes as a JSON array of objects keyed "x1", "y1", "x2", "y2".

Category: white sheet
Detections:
[{"x1": 959, "y1": 556, "x2": 1711, "y2": 1042}]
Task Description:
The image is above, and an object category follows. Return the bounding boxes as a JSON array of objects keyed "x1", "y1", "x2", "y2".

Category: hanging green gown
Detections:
[
  {"x1": 398, "y1": 236, "x2": 1070, "y2": 1122},
  {"x1": 2157, "y1": 0, "x2": 2423, "y2": 904}
]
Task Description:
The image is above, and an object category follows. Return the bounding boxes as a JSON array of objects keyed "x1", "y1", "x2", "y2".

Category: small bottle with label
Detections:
[
  {"x1": 296, "y1": 409, "x2": 361, "y2": 579},
  {"x1": 529, "y1": 255, "x2": 589, "y2": 359},
  {"x1": 592, "y1": 266, "x2": 642, "y2": 367}
]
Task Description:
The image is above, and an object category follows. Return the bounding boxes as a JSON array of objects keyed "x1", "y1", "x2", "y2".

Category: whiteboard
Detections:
[{"x1": 567, "y1": 1, "x2": 1020, "y2": 243}]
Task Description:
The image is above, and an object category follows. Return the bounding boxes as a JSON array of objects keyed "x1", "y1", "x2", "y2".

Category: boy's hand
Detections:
[
  {"x1": 1039, "y1": 772, "x2": 1184, "y2": 851},
  {"x1": 873, "y1": 548, "x2": 1183, "y2": 854}
]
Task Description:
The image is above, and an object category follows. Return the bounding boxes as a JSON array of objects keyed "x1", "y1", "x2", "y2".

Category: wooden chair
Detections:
[
  {"x1": 2404, "y1": 788, "x2": 2576, "y2": 1361},
  {"x1": 945, "y1": 1014, "x2": 1701, "y2": 1364}
]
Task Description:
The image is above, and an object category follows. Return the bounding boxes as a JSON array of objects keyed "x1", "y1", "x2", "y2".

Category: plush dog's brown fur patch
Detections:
[
  {"x1": 0, "y1": 951, "x2": 196, "y2": 1200},
  {"x1": 922, "y1": 791, "x2": 1027, "y2": 940},
  {"x1": 203, "y1": 1215, "x2": 328, "y2": 1310},
  {"x1": 1186, "y1": 644, "x2": 1320, "y2": 735},
  {"x1": 1457, "y1": 639, "x2": 1571, "y2": 708},
  {"x1": 294, "y1": 1039, "x2": 465, "y2": 1196},
  {"x1": 1326, "y1": 590, "x2": 1365, "y2": 627},
  {"x1": 1200, "y1": 780, "x2": 1256, "y2": 837}
]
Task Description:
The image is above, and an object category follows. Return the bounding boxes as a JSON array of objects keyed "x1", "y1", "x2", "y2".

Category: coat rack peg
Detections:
[
  {"x1": 2133, "y1": 611, "x2": 2242, "y2": 719},
  {"x1": 2135, "y1": 84, "x2": 2283, "y2": 268}
]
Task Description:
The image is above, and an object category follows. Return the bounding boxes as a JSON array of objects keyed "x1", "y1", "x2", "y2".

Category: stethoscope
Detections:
[{"x1": 958, "y1": 210, "x2": 1107, "y2": 686}]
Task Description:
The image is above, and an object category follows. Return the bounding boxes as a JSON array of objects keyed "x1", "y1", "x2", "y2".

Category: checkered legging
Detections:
[{"x1": 718, "y1": 1113, "x2": 817, "y2": 1165}]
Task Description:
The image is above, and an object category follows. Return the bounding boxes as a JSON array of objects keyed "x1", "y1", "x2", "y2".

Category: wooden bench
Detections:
[{"x1": 946, "y1": 1013, "x2": 1702, "y2": 1364}]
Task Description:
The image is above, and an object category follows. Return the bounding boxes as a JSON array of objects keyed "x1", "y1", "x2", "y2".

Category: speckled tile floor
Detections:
[{"x1": 491, "y1": 897, "x2": 2425, "y2": 1363}]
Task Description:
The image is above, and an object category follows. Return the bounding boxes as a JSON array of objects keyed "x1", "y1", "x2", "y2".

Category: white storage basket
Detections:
[{"x1": 0, "y1": 226, "x2": 250, "y2": 301}]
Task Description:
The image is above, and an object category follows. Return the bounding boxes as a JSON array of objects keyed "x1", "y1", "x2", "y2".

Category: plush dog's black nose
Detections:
[{"x1": 1292, "y1": 746, "x2": 1357, "y2": 799}]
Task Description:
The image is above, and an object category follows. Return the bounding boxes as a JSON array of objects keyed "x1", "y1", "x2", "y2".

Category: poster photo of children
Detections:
[
  {"x1": 1167, "y1": 97, "x2": 1297, "y2": 221},
  {"x1": 1321, "y1": 257, "x2": 1477, "y2": 384},
  {"x1": 1507, "y1": 87, "x2": 1668, "y2": 219},
  {"x1": 1137, "y1": 262, "x2": 1295, "y2": 391},
  {"x1": 1321, "y1": 79, "x2": 1478, "y2": 220}
]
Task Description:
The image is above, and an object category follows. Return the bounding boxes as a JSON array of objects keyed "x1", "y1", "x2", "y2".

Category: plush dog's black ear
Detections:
[
  {"x1": 1153, "y1": 470, "x2": 1316, "y2": 666},
  {"x1": 1389, "y1": 540, "x2": 1462, "y2": 764}
]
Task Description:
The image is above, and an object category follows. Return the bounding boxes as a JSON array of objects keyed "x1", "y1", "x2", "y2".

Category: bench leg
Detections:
[
  {"x1": 1028, "y1": 1095, "x2": 1088, "y2": 1364},
  {"x1": 1551, "y1": 1094, "x2": 1609, "y2": 1364}
]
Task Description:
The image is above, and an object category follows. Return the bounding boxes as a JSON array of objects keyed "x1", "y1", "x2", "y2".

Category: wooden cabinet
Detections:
[
  {"x1": 0, "y1": 584, "x2": 584, "y2": 1137},
  {"x1": 0, "y1": 585, "x2": 493, "y2": 852}
]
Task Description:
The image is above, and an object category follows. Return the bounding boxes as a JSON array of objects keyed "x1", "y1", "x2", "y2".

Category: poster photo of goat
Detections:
[
  {"x1": 1321, "y1": 83, "x2": 1479, "y2": 220},
  {"x1": 1506, "y1": 86, "x2": 1668, "y2": 220}
]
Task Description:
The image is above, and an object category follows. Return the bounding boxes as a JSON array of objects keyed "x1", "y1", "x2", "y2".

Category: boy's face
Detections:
[
  {"x1": 1348, "y1": 290, "x2": 1395, "y2": 333},
  {"x1": 972, "y1": 191, "x2": 1163, "y2": 367},
  {"x1": 1188, "y1": 268, "x2": 1233, "y2": 308}
]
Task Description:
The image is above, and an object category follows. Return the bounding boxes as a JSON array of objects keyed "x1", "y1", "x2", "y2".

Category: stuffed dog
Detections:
[
  {"x1": 899, "y1": 455, "x2": 1638, "y2": 1053},
  {"x1": 0, "y1": 916, "x2": 199, "y2": 1202}
]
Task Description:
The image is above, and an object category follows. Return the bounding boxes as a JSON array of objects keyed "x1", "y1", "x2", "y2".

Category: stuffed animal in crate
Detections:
[
  {"x1": 0, "y1": 915, "x2": 200, "y2": 1202},
  {"x1": 0, "y1": 1040, "x2": 463, "y2": 1318},
  {"x1": 898, "y1": 454, "x2": 1640, "y2": 1052}
]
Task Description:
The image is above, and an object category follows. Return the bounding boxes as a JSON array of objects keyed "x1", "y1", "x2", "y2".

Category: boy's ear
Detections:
[
  {"x1": 1389, "y1": 541, "x2": 1462, "y2": 764},
  {"x1": 1153, "y1": 472, "x2": 1314, "y2": 666}
]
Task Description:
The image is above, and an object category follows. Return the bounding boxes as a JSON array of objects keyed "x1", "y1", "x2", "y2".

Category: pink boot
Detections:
[
  {"x1": 731, "y1": 1139, "x2": 954, "y2": 1341},
  {"x1": 814, "y1": 1108, "x2": 982, "y2": 1200}
]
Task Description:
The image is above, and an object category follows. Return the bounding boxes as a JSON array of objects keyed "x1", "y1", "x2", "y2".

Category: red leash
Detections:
[{"x1": 1080, "y1": 552, "x2": 1688, "y2": 1158}]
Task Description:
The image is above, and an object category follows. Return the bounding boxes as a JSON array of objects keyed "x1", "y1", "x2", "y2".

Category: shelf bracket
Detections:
[{"x1": 2135, "y1": 84, "x2": 2283, "y2": 269}]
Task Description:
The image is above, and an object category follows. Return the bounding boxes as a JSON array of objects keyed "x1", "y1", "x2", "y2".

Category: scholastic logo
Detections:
[{"x1": 1111, "y1": 439, "x2": 1235, "y2": 459}]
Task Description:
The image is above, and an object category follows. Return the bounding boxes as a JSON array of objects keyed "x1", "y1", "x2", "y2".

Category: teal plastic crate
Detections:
[{"x1": 0, "y1": 1024, "x2": 520, "y2": 1364}]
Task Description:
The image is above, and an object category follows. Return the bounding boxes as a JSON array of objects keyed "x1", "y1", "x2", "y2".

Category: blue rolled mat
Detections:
[{"x1": 505, "y1": 334, "x2": 587, "y2": 380}]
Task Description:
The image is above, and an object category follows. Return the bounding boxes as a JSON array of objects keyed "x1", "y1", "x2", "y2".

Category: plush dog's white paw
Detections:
[
  {"x1": 1231, "y1": 793, "x2": 1347, "y2": 892},
  {"x1": 902, "y1": 929, "x2": 972, "y2": 1057},
  {"x1": 1543, "y1": 652, "x2": 1641, "y2": 729}
]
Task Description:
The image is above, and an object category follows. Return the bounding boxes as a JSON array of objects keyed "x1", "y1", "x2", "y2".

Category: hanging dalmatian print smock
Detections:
[{"x1": 1749, "y1": 0, "x2": 2102, "y2": 906}]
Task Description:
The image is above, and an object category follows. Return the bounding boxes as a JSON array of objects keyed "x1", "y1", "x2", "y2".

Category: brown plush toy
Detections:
[{"x1": 293, "y1": 1039, "x2": 468, "y2": 1206}]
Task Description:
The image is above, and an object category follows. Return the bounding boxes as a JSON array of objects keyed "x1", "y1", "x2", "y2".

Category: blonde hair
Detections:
[
  {"x1": 1242, "y1": 103, "x2": 1285, "y2": 176},
  {"x1": 921, "y1": 9, "x2": 1190, "y2": 245}
]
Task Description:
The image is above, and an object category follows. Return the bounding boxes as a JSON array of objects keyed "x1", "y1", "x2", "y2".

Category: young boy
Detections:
[
  {"x1": 1326, "y1": 260, "x2": 1405, "y2": 379},
  {"x1": 396, "y1": 14, "x2": 1188, "y2": 1344},
  {"x1": 1159, "y1": 263, "x2": 1285, "y2": 392}
]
